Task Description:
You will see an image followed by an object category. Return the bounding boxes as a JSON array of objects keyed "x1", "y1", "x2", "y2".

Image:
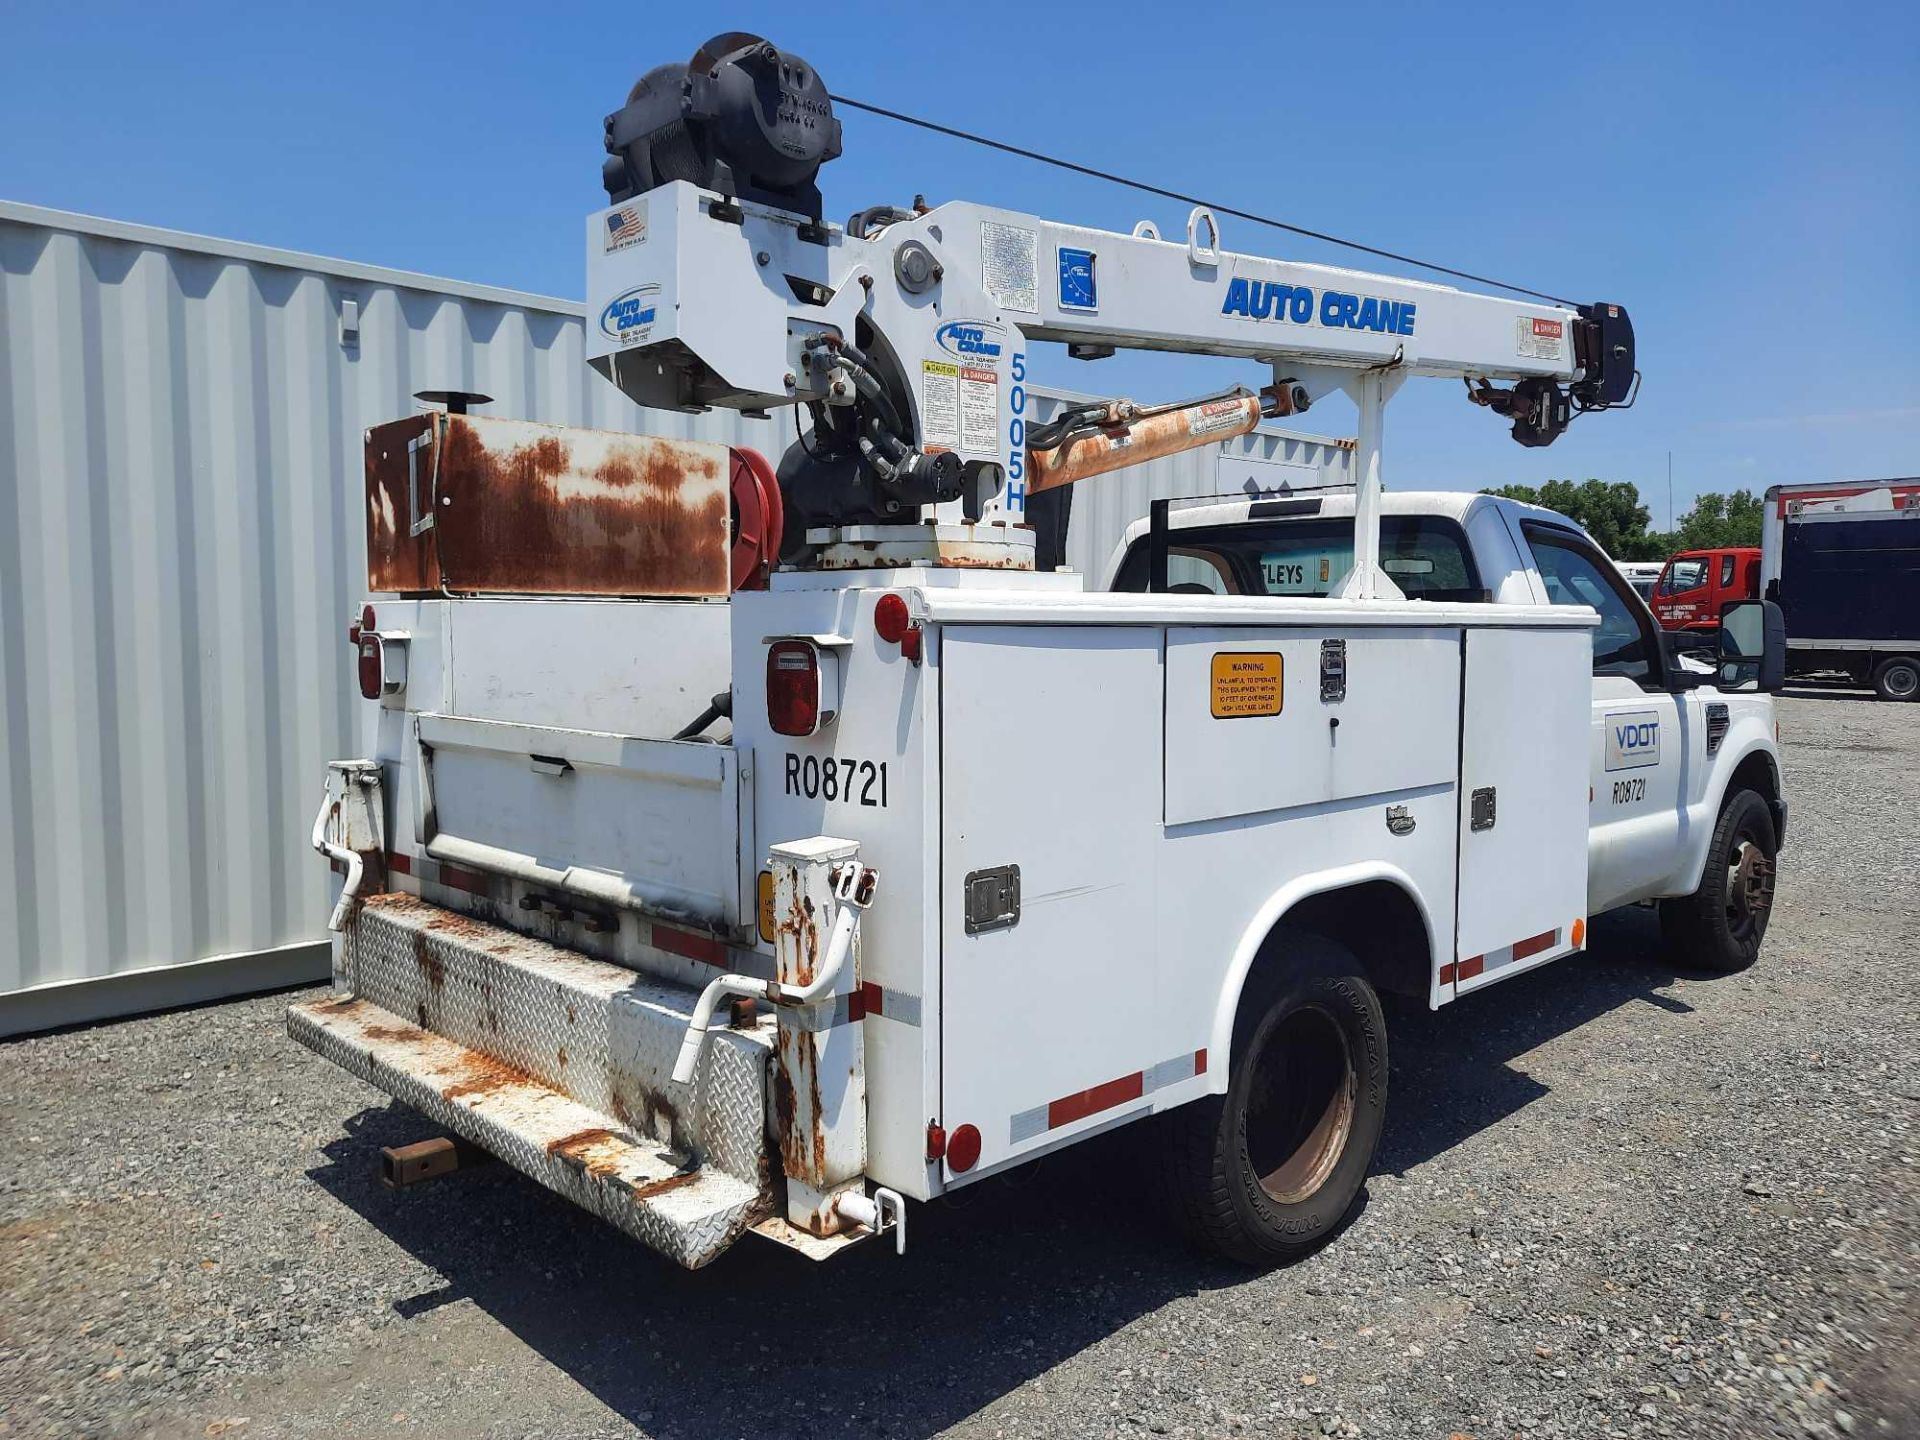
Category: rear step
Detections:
[{"x1": 288, "y1": 892, "x2": 776, "y2": 1268}]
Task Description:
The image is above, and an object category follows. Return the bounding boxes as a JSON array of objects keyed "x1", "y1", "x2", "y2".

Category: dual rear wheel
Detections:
[{"x1": 1160, "y1": 933, "x2": 1387, "y2": 1266}]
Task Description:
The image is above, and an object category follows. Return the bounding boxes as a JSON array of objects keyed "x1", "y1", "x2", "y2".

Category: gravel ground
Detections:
[{"x1": 2, "y1": 690, "x2": 1914, "y2": 1440}]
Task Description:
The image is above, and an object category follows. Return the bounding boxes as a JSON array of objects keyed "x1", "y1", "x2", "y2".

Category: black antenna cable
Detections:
[{"x1": 831, "y1": 94, "x2": 1577, "y2": 308}]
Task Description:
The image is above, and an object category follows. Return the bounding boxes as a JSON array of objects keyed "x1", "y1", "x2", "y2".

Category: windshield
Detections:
[
  {"x1": 1111, "y1": 515, "x2": 1484, "y2": 600},
  {"x1": 1659, "y1": 558, "x2": 1707, "y2": 595}
]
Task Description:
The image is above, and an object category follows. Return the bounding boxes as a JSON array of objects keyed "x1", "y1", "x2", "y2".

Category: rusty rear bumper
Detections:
[{"x1": 288, "y1": 892, "x2": 776, "y2": 1269}]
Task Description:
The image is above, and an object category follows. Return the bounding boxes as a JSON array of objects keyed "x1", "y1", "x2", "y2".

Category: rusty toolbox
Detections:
[{"x1": 364, "y1": 413, "x2": 735, "y2": 598}]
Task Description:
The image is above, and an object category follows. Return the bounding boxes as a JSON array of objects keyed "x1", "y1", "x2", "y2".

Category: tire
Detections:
[
  {"x1": 1659, "y1": 787, "x2": 1778, "y2": 972},
  {"x1": 1871, "y1": 656, "x2": 1920, "y2": 702},
  {"x1": 1159, "y1": 933, "x2": 1387, "y2": 1266}
]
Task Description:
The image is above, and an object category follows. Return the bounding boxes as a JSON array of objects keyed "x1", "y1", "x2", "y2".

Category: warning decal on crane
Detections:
[
  {"x1": 1210, "y1": 652, "x2": 1284, "y2": 718},
  {"x1": 923, "y1": 361, "x2": 1001, "y2": 454},
  {"x1": 1517, "y1": 316, "x2": 1566, "y2": 361},
  {"x1": 1187, "y1": 398, "x2": 1249, "y2": 440}
]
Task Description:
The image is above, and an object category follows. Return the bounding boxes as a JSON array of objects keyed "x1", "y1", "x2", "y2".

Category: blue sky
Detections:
[{"x1": 3, "y1": 1, "x2": 1914, "y2": 520}]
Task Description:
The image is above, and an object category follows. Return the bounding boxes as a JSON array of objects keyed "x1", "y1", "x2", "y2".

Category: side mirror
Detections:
[{"x1": 1718, "y1": 599, "x2": 1786, "y2": 693}]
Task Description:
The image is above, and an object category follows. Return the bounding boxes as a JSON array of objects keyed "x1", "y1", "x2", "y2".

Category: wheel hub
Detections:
[
  {"x1": 1725, "y1": 838, "x2": 1776, "y2": 937},
  {"x1": 1246, "y1": 1006, "x2": 1356, "y2": 1206}
]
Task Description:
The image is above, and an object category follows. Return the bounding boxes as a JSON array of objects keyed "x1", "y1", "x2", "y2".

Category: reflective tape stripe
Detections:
[
  {"x1": 384, "y1": 849, "x2": 489, "y2": 898},
  {"x1": 1442, "y1": 927, "x2": 1561, "y2": 986},
  {"x1": 771, "y1": 983, "x2": 925, "y2": 1033},
  {"x1": 1009, "y1": 1048, "x2": 1208, "y2": 1144},
  {"x1": 856, "y1": 980, "x2": 923, "y2": 1028},
  {"x1": 1510, "y1": 927, "x2": 1559, "y2": 963},
  {"x1": 648, "y1": 923, "x2": 726, "y2": 967}
]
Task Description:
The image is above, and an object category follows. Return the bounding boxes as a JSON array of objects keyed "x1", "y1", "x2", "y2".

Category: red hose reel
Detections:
[{"x1": 728, "y1": 446, "x2": 785, "y2": 591}]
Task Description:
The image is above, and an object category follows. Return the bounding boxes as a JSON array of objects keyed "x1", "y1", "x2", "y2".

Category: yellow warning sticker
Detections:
[
  {"x1": 757, "y1": 870, "x2": 776, "y2": 945},
  {"x1": 1210, "y1": 652, "x2": 1284, "y2": 718}
]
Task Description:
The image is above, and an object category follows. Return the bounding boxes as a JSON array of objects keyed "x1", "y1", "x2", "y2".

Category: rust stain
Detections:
[
  {"x1": 547, "y1": 1127, "x2": 626, "y2": 1178},
  {"x1": 627, "y1": 1170, "x2": 700, "y2": 1201},
  {"x1": 776, "y1": 891, "x2": 821, "y2": 987},
  {"x1": 815, "y1": 538, "x2": 1031, "y2": 571},
  {"x1": 359, "y1": 1022, "x2": 421, "y2": 1043},
  {"x1": 410, "y1": 930, "x2": 446, "y2": 993},
  {"x1": 594, "y1": 453, "x2": 639, "y2": 488},
  {"x1": 770, "y1": 1066, "x2": 798, "y2": 1169},
  {"x1": 312, "y1": 996, "x2": 363, "y2": 1015},
  {"x1": 610, "y1": 1084, "x2": 689, "y2": 1155},
  {"x1": 364, "y1": 415, "x2": 440, "y2": 594},
  {"x1": 1025, "y1": 394, "x2": 1262, "y2": 494},
  {"x1": 774, "y1": 1032, "x2": 827, "y2": 1187},
  {"x1": 430, "y1": 417, "x2": 730, "y2": 598},
  {"x1": 934, "y1": 548, "x2": 1030, "y2": 569},
  {"x1": 441, "y1": 1052, "x2": 535, "y2": 1101},
  {"x1": 425, "y1": 909, "x2": 496, "y2": 943}
]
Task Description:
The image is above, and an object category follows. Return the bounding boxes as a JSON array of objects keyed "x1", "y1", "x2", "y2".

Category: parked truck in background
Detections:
[
  {"x1": 1650, "y1": 546, "x2": 1759, "y2": 636},
  {"x1": 1615, "y1": 559, "x2": 1665, "y2": 603},
  {"x1": 1762, "y1": 479, "x2": 1920, "y2": 700}
]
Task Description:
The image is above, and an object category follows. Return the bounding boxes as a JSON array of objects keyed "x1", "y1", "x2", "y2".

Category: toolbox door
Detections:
[
  {"x1": 937, "y1": 626, "x2": 1162, "y2": 1180},
  {"x1": 1453, "y1": 627, "x2": 1591, "y2": 996}
]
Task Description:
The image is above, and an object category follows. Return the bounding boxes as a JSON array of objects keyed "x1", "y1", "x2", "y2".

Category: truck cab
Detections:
[
  {"x1": 1107, "y1": 492, "x2": 1786, "y2": 920},
  {"x1": 1650, "y1": 546, "x2": 1760, "y2": 634}
]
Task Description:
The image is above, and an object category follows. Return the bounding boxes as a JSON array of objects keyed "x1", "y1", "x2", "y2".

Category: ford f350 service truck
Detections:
[{"x1": 291, "y1": 33, "x2": 1789, "y2": 1269}]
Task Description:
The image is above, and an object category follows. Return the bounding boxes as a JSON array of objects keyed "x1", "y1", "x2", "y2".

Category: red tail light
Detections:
[
  {"x1": 874, "y1": 592, "x2": 911, "y2": 643},
  {"x1": 946, "y1": 1123, "x2": 982, "y2": 1174},
  {"x1": 357, "y1": 619, "x2": 408, "y2": 702},
  {"x1": 767, "y1": 640, "x2": 825, "y2": 737},
  {"x1": 358, "y1": 635, "x2": 385, "y2": 700},
  {"x1": 873, "y1": 591, "x2": 923, "y2": 666}
]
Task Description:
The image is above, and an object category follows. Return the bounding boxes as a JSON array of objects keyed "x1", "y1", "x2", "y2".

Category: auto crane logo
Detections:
[
  {"x1": 1221, "y1": 278, "x2": 1417, "y2": 337},
  {"x1": 600, "y1": 284, "x2": 660, "y2": 344},
  {"x1": 935, "y1": 320, "x2": 1004, "y2": 362}
]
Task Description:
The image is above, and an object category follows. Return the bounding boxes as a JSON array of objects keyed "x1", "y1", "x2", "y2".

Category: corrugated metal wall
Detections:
[
  {"x1": 0, "y1": 201, "x2": 1350, "y2": 1034},
  {"x1": 0, "y1": 201, "x2": 798, "y2": 1034}
]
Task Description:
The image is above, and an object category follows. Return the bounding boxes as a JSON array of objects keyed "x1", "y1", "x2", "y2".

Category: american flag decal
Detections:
[{"x1": 604, "y1": 206, "x2": 646, "y2": 251}]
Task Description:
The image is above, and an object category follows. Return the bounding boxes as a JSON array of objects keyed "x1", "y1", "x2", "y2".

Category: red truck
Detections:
[{"x1": 1650, "y1": 546, "x2": 1760, "y2": 634}]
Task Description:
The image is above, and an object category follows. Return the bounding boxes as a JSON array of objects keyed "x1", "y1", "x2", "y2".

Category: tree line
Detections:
[{"x1": 1480, "y1": 480, "x2": 1764, "y2": 562}]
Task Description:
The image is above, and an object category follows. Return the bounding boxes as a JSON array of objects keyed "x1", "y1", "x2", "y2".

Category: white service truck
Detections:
[{"x1": 292, "y1": 33, "x2": 1789, "y2": 1270}]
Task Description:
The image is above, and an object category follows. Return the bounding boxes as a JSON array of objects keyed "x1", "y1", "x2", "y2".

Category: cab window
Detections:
[
  {"x1": 1524, "y1": 524, "x2": 1659, "y2": 687},
  {"x1": 1719, "y1": 554, "x2": 1737, "y2": 588},
  {"x1": 1112, "y1": 514, "x2": 1484, "y2": 600},
  {"x1": 1659, "y1": 558, "x2": 1707, "y2": 595}
]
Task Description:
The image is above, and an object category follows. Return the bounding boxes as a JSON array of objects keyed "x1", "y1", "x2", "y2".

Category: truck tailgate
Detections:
[{"x1": 413, "y1": 712, "x2": 753, "y2": 934}]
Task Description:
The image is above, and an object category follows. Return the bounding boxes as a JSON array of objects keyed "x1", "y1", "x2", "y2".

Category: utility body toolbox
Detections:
[{"x1": 296, "y1": 506, "x2": 1594, "y2": 1267}]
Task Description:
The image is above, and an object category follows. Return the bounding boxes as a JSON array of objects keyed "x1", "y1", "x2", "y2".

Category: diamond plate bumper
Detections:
[{"x1": 289, "y1": 892, "x2": 776, "y2": 1268}]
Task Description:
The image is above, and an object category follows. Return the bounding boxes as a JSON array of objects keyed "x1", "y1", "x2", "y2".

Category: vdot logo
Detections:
[{"x1": 1605, "y1": 711, "x2": 1662, "y2": 771}]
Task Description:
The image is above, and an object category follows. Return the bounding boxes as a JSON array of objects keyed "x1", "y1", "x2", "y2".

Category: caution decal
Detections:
[{"x1": 1210, "y1": 652, "x2": 1284, "y2": 718}]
